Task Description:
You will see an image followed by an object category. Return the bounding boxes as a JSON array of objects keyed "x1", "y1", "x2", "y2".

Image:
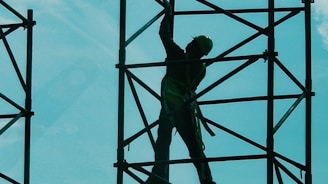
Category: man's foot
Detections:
[
  {"x1": 201, "y1": 181, "x2": 216, "y2": 184},
  {"x1": 144, "y1": 177, "x2": 171, "y2": 184}
]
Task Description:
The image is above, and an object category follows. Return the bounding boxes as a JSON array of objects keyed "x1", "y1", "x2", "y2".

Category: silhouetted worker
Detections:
[{"x1": 145, "y1": 1, "x2": 215, "y2": 184}]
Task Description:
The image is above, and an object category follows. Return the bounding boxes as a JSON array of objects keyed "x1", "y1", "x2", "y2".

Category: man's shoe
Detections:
[{"x1": 144, "y1": 177, "x2": 171, "y2": 184}]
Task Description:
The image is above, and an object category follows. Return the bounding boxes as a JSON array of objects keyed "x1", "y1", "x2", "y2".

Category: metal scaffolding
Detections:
[
  {"x1": 0, "y1": 1, "x2": 35, "y2": 184},
  {"x1": 115, "y1": 0, "x2": 314, "y2": 183}
]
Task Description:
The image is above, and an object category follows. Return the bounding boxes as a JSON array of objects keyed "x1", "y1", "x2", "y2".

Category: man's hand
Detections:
[{"x1": 163, "y1": 0, "x2": 172, "y2": 15}]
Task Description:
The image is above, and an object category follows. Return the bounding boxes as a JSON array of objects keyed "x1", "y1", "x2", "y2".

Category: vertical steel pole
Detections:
[
  {"x1": 117, "y1": 0, "x2": 126, "y2": 184},
  {"x1": 267, "y1": 0, "x2": 275, "y2": 183},
  {"x1": 24, "y1": 9, "x2": 34, "y2": 184},
  {"x1": 304, "y1": 0, "x2": 312, "y2": 183},
  {"x1": 170, "y1": 0, "x2": 175, "y2": 32},
  {"x1": 167, "y1": 0, "x2": 175, "y2": 179}
]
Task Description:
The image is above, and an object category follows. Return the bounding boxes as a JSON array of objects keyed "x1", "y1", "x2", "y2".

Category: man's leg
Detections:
[
  {"x1": 146, "y1": 109, "x2": 173, "y2": 184},
  {"x1": 175, "y1": 108, "x2": 215, "y2": 184}
]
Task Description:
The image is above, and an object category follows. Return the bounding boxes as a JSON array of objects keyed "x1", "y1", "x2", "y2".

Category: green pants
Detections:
[{"x1": 147, "y1": 104, "x2": 214, "y2": 184}]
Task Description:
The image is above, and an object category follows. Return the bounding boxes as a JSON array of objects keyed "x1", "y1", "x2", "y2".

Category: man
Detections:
[{"x1": 146, "y1": 1, "x2": 215, "y2": 184}]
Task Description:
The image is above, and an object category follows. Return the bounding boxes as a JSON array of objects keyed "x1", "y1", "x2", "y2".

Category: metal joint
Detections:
[
  {"x1": 302, "y1": 0, "x2": 314, "y2": 3},
  {"x1": 263, "y1": 50, "x2": 278, "y2": 61}
]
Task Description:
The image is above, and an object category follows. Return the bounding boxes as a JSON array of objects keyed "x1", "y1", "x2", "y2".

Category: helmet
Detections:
[{"x1": 194, "y1": 35, "x2": 213, "y2": 55}]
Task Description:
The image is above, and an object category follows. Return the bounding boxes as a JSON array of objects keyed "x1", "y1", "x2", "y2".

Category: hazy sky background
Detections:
[{"x1": 0, "y1": 0, "x2": 327, "y2": 183}]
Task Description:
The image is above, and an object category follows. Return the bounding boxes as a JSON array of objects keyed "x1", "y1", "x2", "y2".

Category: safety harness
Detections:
[{"x1": 162, "y1": 61, "x2": 215, "y2": 151}]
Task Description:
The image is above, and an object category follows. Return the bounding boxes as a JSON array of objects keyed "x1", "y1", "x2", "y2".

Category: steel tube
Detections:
[
  {"x1": 304, "y1": 0, "x2": 313, "y2": 183},
  {"x1": 267, "y1": 0, "x2": 275, "y2": 183},
  {"x1": 117, "y1": 0, "x2": 126, "y2": 183},
  {"x1": 24, "y1": 9, "x2": 34, "y2": 184}
]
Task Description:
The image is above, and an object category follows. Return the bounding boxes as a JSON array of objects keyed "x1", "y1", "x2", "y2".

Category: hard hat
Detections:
[{"x1": 194, "y1": 35, "x2": 213, "y2": 55}]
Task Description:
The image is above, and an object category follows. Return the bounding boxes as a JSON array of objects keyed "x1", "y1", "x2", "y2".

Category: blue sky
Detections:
[{"x1": 0, "y1": 0, "x2": 327, "y2": 183}]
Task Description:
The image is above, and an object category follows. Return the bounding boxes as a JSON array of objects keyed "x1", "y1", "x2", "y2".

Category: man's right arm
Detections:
[{"x1": 159, "y1": 0, "x2": 183, "y2": 59}]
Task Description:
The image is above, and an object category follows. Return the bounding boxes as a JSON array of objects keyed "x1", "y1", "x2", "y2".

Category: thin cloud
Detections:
[
  {"x1": 8, "y1": 0, "x2": 118, "y2": 59},
  {"x1": 42, "y1": 0, "x2": 118, "y2": 59},
  {"x1": 314, "y1": 0, "x2": 328, "y2": 50},
  {"x1": 0, "y1": 120, "x2": 23, "y2": 148}
]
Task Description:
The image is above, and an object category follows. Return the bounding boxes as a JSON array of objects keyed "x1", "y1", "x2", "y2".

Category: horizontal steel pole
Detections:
[
  {"x1": 199, "y1": 93, "x2": 306, "y2": 105},
  {"x1": 114, "y1": 154, "x2": 267, "y2": 168},
  {"x1": 116, "y1": 54, "x2": 265, "y2": 69},
  {"x1": 175, "y1": 7, "x2": 305, "y2": 15}
]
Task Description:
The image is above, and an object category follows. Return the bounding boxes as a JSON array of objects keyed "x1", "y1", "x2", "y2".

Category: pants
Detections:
[{"x1": 147, "y1": 103, "x2": 213, "y2": 184}]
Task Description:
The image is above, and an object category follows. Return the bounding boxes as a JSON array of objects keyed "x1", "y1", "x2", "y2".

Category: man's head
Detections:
[{"x1": 186, "y1": 35, "x2": 213, "y2": 59}]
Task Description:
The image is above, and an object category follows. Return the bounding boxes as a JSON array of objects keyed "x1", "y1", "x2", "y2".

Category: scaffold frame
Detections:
[
  {"x1": 0, "y1": 1, "x2": 35, "y2": 184},
  {"x1": 115, "y1": 0, "x2": 313, "y2": 183}
]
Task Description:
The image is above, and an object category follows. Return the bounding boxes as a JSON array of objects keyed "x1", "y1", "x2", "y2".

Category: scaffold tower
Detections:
[
  {"x1": 115, "y1": 0, "x2": 314, "y2": 183},
  {"x1": 0, "y1": 1, "x2": 35, "y2": 184}
]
